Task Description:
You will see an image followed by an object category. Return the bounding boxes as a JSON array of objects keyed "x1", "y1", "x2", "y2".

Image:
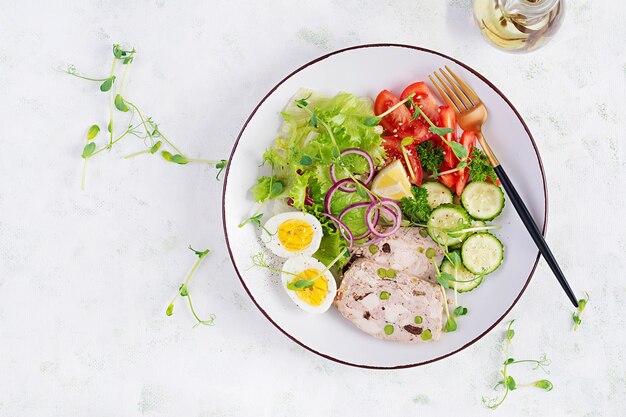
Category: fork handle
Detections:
[{"x1": 492, "y1": 164, "x2": 579, "y2": 308}]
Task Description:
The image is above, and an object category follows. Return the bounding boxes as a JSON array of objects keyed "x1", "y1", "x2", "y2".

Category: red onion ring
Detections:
[
  {"x1": 320, "y1": 213, "x2": 354, "y2": 251},
  {"x1": 366, "y1": 199, "x2": 402, "y2": 238},
  {"x1": 329, "y1": 148, "x2": 375, "y2": 192},
  {"x1": 339, "y1": 202, "x2": 379, "y2": 240},
  {"x1": 324, "y1": 178, "x2": 357, "y2": 214}
]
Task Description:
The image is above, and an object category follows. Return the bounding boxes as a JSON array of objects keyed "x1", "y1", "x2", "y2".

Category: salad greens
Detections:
[{"x1": 256, "y1": 90, "x2": 387, "y2": 268}]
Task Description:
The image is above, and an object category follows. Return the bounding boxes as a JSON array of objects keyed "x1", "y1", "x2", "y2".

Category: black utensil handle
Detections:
[{"x1": 493, "y1": 165, "x2": 579, "y2": 308}]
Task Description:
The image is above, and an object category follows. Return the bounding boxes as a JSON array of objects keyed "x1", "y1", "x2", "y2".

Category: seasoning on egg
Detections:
[{"x1": 277, "y1": 219, "x2": 314, "y2": 252}]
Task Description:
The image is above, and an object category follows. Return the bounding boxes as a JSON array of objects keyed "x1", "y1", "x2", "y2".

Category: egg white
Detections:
[
  {"x1": 261, "y1": 212, "x2": 323, "y2": 258},
  {"x1": 281, "y1": 256, "x2": 337, "y2": 314}
]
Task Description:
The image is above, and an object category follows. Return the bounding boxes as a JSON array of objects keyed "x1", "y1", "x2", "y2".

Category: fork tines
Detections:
[{"x1": 429, "y1": 66, "x2": 481, "y2": 113}]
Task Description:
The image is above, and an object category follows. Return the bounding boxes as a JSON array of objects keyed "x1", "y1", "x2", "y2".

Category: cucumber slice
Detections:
[
  {"x1": 461, "y1": 233, "x2": 504, "y2": 275},
  {"x1": 441, "y1": 252, "x2": 483, "y2": 292},
  {"x1": 461, "y1": 181, "x2": 505, "y2": 220},
  {"x1": 422, "y1": 181, "x2": 453, "y2": 209},
  {"x1": 427, "y1": 204, "x2": 471, "y2": 246}
]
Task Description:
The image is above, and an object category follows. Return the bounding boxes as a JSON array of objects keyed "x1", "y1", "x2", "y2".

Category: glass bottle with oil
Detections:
[{"x1": 473, "y1": 0, "x2": 564, "y2": 53}]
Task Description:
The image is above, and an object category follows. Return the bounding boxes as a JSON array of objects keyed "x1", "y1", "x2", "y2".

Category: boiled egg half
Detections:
[
  {"x1": 281, "y1": 255, "x2": 337, "y2": 314},
  {"x1": 261, "y1": 212, "x2": 323, "y2": 258}
]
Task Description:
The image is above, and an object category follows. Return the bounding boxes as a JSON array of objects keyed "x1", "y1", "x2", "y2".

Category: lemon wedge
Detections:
[{"x1": 371, "y1": 160, "x2": 413, "y2": 200}]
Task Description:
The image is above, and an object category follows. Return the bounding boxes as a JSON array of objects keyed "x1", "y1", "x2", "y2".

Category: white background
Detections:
[{"x1": 0, "y1": 1, "x2": 624, "y2": 416}]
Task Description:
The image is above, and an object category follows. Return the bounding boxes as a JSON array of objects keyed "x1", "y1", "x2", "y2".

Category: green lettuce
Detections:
[{"x1": 255, "y1": 89, "x2": 387, "y2": 267}]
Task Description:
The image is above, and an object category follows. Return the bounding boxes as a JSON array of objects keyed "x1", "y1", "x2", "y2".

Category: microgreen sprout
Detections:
[
  {"x1": 65, "y1": 43, "x2": 226, "y2": 189},
  {"x1": 572, "y1": 292, "x2": 590, "y2": 331},
  {"x1": 425, "y1": 251, "x2": 455, "y2": 331},
  {"x1": 409, "y1": 97, "x2": 468, "y2": 161},
  {"x1": 363, "y1": 93, "x2": 415, "y2": 127},
  {"x1": 286, "y1": 279, "x2": 316, "y2": 290},
  {"x1": 251, "y1": 247, "x2": 348, "y2": 292},
  {"x1": 166, "y1": 245, "x2": 216, "y2": 328},
  {"x1": 239, "y1": 212, "x2": 274, "y2": 236},
  {"x1": 482, "y1": 320, "x2": 553, "y2": 409},
  {"x1": 295, "y1": 93, "x2": 312, "y2": 108},
  {"x1": 400, "y1": 136, "x2": 418, "y2": 183},
  {"x1": 454, "y1": 306, "x2": 468, "y2": 316}
]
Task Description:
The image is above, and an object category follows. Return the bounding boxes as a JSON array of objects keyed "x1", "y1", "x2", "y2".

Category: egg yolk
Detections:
[
  {"x1": 292, "y1": 268, "x2": 328, "y2": 306},
  {"x1": 277, "y1": 219, "x2": 313, "y2": 252}
]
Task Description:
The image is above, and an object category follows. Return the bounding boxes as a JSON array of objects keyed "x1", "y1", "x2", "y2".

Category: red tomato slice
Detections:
[
  {"x1": 438, "y1": 160, "x2": 457, "y2": 190},
  {"x1": 381, "y1": 136, "x2": 423, "y2": 186},
  {"x1": 438, "y1": 106, "x2": 458, "y2": 168},
  {"x1": 400, "y1": 82, "x2": 441, "y2": 126},
  {"x1": 455, "y1": 131, "x2": 477, "y2": 195},
  {"x1": 374, "y1": 90, "x2": 413, "y2": 135},
  {"x1": 402, "y1": 119, "x2": 431, "y2": 143}
]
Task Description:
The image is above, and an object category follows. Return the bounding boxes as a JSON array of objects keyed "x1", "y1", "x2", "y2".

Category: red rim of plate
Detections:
[{"x1": 221, "y1": 43, "x2": 548, "y2": 370}]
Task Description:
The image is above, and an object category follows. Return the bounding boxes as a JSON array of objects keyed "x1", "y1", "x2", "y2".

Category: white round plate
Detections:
[{"x1": 222, "y1": 44, "x2": 546, "y2": 369}]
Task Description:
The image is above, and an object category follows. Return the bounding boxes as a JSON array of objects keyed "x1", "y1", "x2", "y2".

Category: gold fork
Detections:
[{"x1": 429, "y1": 65, "x2": 579, "y2": 308}]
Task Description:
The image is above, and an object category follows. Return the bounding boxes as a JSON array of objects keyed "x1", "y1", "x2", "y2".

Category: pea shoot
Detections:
[
  {"x1": 166, "y1": 245, "x2": 216, "y2": 328},
  {"x1": 64, "y1": 43, "x2": 226, "y2": 189},
  {"x1": 426, "y1": 250, "x2": 456, "y2": 331},
  {"x1": 572, "y1": 292, "x2": 590, "y2": 331},
  {"x1": 251, "y1": 248, "x2": 348, "y2": 291},
  {"x1": 409, "y1": 97, "x2": 468, "y2": 162},
  {"x1": 482, "y1": 320, "x2": 553, "y2": 409},
  {"x1": 363, "y1": 93, "x2": 416, "y2": 127}
]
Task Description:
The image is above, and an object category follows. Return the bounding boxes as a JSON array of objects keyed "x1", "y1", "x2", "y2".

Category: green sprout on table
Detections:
[
  {"x1": 572, "y1": 292, "x2": 590, "y2": 331},
  {"x1": 64, "y1": 44, "x2": 227, "y2": 189},
  {"x1": 482, "y1": 320, "x2": 553, "y2": 409},
  {"x1": 166, "y1": 245, "x2": 216, "y2": 328}
]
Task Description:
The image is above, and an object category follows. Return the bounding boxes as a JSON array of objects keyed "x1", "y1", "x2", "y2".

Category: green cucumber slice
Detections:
[
  {"x1": 461, "y1": 233, "x2": 504, "y2": 275},
  {"x1": 422, "y1": 181, "x2": 453, "y2": 209},
  {"x1": 441, "y1": 252, "x2": 483, "y2": 292},
  {"x1": 460, "y1": 181, "x2": 505, "y2": 220},
  {"x1": 427, "y1": 204, "x2": 471, "y2": 246}
]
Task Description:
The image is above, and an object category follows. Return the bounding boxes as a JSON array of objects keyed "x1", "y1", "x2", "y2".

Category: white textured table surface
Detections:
[{"x1": 1, "y1": 1, "x2": 624, "y2": 416}]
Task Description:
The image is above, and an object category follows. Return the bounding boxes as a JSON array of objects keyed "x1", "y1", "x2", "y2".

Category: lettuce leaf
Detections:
[
  {"x1": 255, "y1": 90, "x2": 386, "y2": 267},
  {"x1": 251, "y1": 176, "x2": 283, "y2": 202}
]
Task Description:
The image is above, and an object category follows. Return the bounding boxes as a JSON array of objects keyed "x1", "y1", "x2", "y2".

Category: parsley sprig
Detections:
[
  {"x1": 399, "y1": 185, "x2": 431, "y2": 223},
  {"x1": 417, "y1": 141, "x2": 444, "y2": 176}
]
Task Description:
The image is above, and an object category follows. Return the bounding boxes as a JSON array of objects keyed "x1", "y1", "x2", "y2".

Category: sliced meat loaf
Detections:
[
  {"x1": 355, "y1": 227, "x2": 444, "y2": 284},
  {"x1": 335, "y1": 258, "x2": 444, "y2": 343}
]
